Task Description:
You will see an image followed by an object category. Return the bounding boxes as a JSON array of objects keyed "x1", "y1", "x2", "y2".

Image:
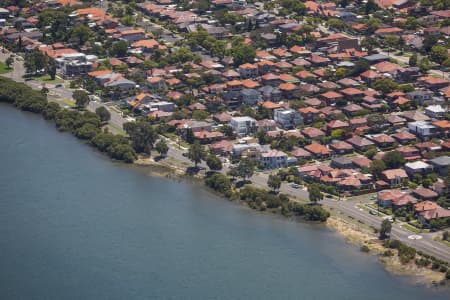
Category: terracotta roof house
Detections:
[
  {"x1": 374, "y1": 27, "x2": 403, "y2": 36},
  {"x1": 326, "y1": 120, "x2": 350, "y2": 132},
  {"x1": 352, "y1": 156, "x2": 372, "y2": 169},
  {"x1": 298, "y1": 107, "x2": 320, "y2": 124},
  {"x1": 402, "y1": 110, "x2": 430, "y2": 122},
  {"x1": 397, "y1": 145, "x2": 421, "y2": 161},
  {"x1": 377, "y1": 190, "x2": 417, "y2": 208},
  {"x1": 418, "y1": 206, "x2": 450, "y2": 226},
  {"x1": 349, "y1": 118, "x2": 368, "y2": 129},
  {"x1": 302, "y1": 127, "x2": 326, "y2": 139},
  {"x1": 291, "y1": 147, "x2": 312, "y2": 160},
  {"x1": 210, "y1": 140, "x2": 233, "y2": 156},
  {"x1": 320, "y1": 91, "x2": 343, "y2": 105},
  {"x1": 360, "y1": 70, "x2": 381, "y2": 84},
  {"x1": 385, "y1": 115, "x2": 407, "y2": 127},
  {"x1": 304, "y1": 143, "x2": 331, "y2": 158},
  {"x1": 392, "y1": 131, "x2": 416, "y2": 144},
  {"x1": 367, "y1": 134, "x2": 396, "y2": 149},
  {"x1": 340, "y1": 87, "x2": 364, "y2": 99},
  {"x1": 411, "y1": 187, "x2": 439, "y2": 201},
  {"x1": 381, "y1": 169, "x2": 408, "y2": 186},
  {"x1": 342, "y1": 104, "x2": 364, "y2": 116},
  {"x1": 346, "y1": 136, "x2": 375, "y2": 152}
]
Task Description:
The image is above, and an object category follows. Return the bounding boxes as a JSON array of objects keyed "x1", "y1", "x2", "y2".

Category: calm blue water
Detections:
[{"x1": 0, "y1": 103, "x2": 449, "y2": 300}]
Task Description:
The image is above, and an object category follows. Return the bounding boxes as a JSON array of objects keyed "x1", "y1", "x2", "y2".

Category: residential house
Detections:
[
  {"x1": 330, "y1": 141, "x2": 354, "y2": 154},
  {"x1": 298, "y1": 107, "x2": 320, "y2": 124},
  {"x1": 408, "y1": 121, "x2": 438, "y2": 140},
  {"x1": 304, "y1": 143, "x2": 331, "y2": 159},
  {"x1": 274, "y1": 108, "x2": 302, "y2": 129},
  {"x1": 260, "y1": 150, "x2": 288, "y2": 169},
  {"x1": 230, "y1": 116, "x2": 257, "y2": 137},
  {"x1": 425, "y1": 105, "x2": 447, "y2": 119},
  {"x1": 429, "y1": 156, "x2": 450, "y2": 176},
  {"x1": 331, "y1": 156, "x2": 354, "y2": 169},
  {"x1": 411, "y1": 188, "x2": 439, "y2": 201},
  {"x1": 406, "y1": 90, "x2": 433, "y2": 105},
  {"x1": 397, "y1": 145, "x2": 421, "y2": 161},
  {"x1": 405, "y1": 161, "x2": 434, "y2": 176},
  {"x1": 377, "y1": 190, "x2": 417, "y2": 208},
  {"x1": 346, "y1": 136, "x2": 375, "y2": 152},
  {"x1": 240, "y1": 89, "x2": 262, "y2": 105},
  {"x1": 381, "y1": 169, "x2": 409, "y2": 186}
]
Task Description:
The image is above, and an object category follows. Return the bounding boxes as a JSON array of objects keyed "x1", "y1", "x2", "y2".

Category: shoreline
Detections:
[{"x1": 133, "y1": 156, "x2": 449, "y2": 287}]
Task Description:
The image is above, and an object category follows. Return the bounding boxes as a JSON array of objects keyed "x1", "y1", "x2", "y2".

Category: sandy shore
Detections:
[{"x1": 327, "y1": 216, "x2": 446, "y2": 285}]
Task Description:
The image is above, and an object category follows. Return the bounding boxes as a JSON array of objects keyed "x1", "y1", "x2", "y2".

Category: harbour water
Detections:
[{"x1": 0, "y1": 104, "x2": 449, "y2": 300}]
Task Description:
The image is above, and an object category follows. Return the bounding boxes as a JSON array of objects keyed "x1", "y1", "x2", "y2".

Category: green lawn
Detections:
[
  {"x1": 34, "y1": 74, "x2": 64, "y2": 84},
  {"x1": 401, "y1": 223, "x2": 423, "y2": 233},
  {"x1": 0, "y1": 61, "x2": 12, "y2": 74},
  {"x1": 60, "y1": 98, "x2": 75, "y2": 107},
  {"x1": 434, "y1": 236, "x2": 450, "y2": 247}
]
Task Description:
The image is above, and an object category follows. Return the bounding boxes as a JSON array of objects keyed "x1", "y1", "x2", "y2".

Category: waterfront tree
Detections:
[
  {"x1": 206, "y1": 154, "x2": 222, "y2": 171},
  {"x1": 155, "y1": 140, "x2": 169, "y2": 157},
  {"x1": 379, "y1": 219, "x2": 392, "y2": 240},
  {"x1": 237, "y1": 158, "x2": 255, "y2": 182},
  {"x1": 73, "y1": 90, "x2": 90, "y2": 108},
  {"x1": 268, "y1": 174, "x2": 282, "y2": 192},
  {"x1": 188, "y1": 140, "x2": 205, "y2": 167},
  {"x1": 95, "y1": 106, "x2": 111, "y2": 123},
  {"x1": 123, "y1": 121, "x2": 157, "y2": 155},
  {"x1": 5, "y1": 55, "x2": 13, "y2": 68},
  {"x1": 308, "y1": 184, "x2": 323, "y2": 204}
]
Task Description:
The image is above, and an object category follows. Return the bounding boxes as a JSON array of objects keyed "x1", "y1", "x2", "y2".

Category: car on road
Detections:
[
  {"x1": 55, "y1": 84, "x2": 63, "y2": 88},
  {"x1": 290, "y1": 183, "x2": 300, "y2": 189},
  {"x1": 369, "y1": 210, "x2": 377, "y2": 216},
  {"x1": 182, "y1": 152, "x2": 188, "y2": 157}
]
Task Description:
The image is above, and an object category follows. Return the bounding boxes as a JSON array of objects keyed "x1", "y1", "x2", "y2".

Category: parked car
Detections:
[
  {"x1": 291, "y1": 183, "x2": 300, "y2": 189},
  {"x1": 369, "y1": 210, "x2": 377, "y2": 215}
]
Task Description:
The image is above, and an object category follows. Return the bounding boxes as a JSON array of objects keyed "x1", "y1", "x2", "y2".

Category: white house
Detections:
[
  {"x1": 230, "y1": 116, "x2": 257, "y2": 136},
  {"x1": 408, "y1": 121, "x2": 438, "y2": 140},
  {"x1": 260, "y1": 150, "x2": 288, "y2": 169},
  {"x1": 425, "y1": 105, "x2": 447, "y2": 119},
  {"x1": 274, "y1": 108, "x2": 302, "y2": 129}
]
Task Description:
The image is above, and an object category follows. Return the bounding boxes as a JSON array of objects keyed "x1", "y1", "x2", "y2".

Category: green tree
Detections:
[
  {"x1": 47, "y1": 60, "x2": 57, "y2": 80},
  {"x1": 232, "y1": 43, "x2": 256, "y2": 66},
  {"x1": 5, "y1": 55, "x2": 13, "y2": 68},
  {"x1": 188, "y1": 140, "x2": 205, "y2": 167},
  {"x1": 418, "y1": 57, "x2": 431, "y2": 73},
  {"x1": 206, "y1": 154, "x2": 222, "y2": 171},
  {"x1": 372, "y1": 78, "x2": 398, "y2": 94},
  {"x1": 70, "y1": 24, "x2": 92, "y2": 46},
  {"x1": 110, "y1": 40, "x2": 129, "y2": 57},
  {"x1": 369, "y1": 160, "x2": 386, "y2": 179},
  {"x1": 95, "y1": 106, "x2": 111, "y2": 123},
  {"x1": 379, "y1": 219, "x2": 392, "y2": 240},
  {"x1": 364, "y1": 0, "x2": 379, "y2": 14},
  {"x1": 409, "y1": 53, "x2": 418, "y2": 67},
  {"x1": 155, "y1": 139, "x2": 169, "y2": 157},
  {"x1": 237, "y1": 158, "x2": 255, "y2": 181},
  {"x1": 430, "y1": 45, "x2": 449, "y2": 65},
  {"x1": 382, "y1": 150, "x2": 405, "y2": 169},
  {"x1": 72, "y1": 90, "x2": 90, "y2": 108},
  {"x1": 308, "y1": 184, "x2": 323, "y2": 204},
  {"x1": 268, "y1": 174, "x2": 282, "y2": 192},
  {"x1": 123, "y1": 121, "x2": 157, "y2": 154}
]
